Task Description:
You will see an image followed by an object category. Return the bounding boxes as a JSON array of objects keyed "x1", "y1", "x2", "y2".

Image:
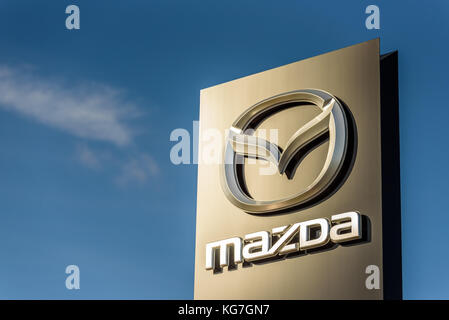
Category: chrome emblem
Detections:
[{"x1": 222, "y1": 89, "x2": 353, "y2": 214}]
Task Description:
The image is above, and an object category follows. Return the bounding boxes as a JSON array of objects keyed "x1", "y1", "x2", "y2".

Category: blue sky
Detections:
[{"x1": 0, "y1": 0, "x2": 448, "y2": 299}]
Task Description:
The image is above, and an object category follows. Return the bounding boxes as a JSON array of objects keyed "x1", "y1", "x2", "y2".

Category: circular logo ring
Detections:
[{"x1": 221, "y1": 89, "x2": 350, "y2": 214}]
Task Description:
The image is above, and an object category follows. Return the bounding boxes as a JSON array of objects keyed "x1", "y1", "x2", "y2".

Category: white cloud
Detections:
[
  {"x1": 116, "y1": 153, "x2": 159, "y2": 186},
  {"x1": 76, "y1": 145, "x2": 159, "y2": 186},
  {"x1": 76, "y1": 144, "x2": 101, "y2": 169},
  {"x1": 0, "y1": 65, "x2": 161, "y2": 186},
  {"x1": 0, "y1": 66, "x2": 139, "y2": 146}
]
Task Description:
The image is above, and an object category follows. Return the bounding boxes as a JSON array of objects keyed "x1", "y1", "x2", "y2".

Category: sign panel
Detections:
[{"x1": 194, "y1": 39, "x2": 401, "y2": 299}]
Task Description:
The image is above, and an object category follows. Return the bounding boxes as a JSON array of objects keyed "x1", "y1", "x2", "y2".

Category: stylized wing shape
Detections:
[
  {"x1": 228, "y1": 98, "x2": 334, "y2": 176},
  {"x1": 228, "y1": 127, "x2": 281, "y2": 167},
  {"x1": 278, "y1": 98, "x2": 335, "y2": 175}
]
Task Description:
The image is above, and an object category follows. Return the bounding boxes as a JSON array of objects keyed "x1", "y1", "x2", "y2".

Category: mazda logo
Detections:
[{"x1": 221, "y1": 89, "x2": 355, "y2": 214}]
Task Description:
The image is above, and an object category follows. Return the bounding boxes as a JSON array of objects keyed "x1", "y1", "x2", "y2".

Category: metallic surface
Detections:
[
  {"x1": 204, "y1": 212, "x2": 362, "y2": 270},
  {"x1": 195, "y1": 39, "x2": 384, "y2": 299},
  {"x1": 223, "y1": 89, "x2": 349, "y2": 213}
]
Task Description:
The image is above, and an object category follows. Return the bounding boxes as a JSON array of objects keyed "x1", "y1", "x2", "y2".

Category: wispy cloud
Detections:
[
  {"x1": 76, "y1": 144, "x2": 102, "y2": 170},
  {"x1": 76, "y1": 145, "x2": 159, "y2": 185},
  {"x1": 115, "y1": 154, "x2": 159, "y2": 186},
  {"x1": 0, "y1": 65, "x2": 159, "y2": 187},
  {"x1": 0, "y1": 66, "x2": 138, "y2": 146}
]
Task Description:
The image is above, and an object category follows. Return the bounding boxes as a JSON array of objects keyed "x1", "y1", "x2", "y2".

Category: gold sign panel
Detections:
[{"x1": 194, "y1": 39, "x2": 401, "y2": 299}]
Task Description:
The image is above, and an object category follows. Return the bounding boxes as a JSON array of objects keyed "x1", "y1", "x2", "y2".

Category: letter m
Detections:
[{"x1": 205, "y1": 237, "x2": 242, "y2": 270}]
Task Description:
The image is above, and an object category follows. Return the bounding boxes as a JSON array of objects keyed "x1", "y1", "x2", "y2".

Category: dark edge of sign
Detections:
[{"x1": 380, "y1": 51, "x2": 403, "y2": 300}]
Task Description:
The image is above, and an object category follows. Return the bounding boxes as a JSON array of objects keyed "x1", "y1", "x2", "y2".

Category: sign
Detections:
[{"x1": 194, "y1": 39, "x2": 402, "y2": 299}]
